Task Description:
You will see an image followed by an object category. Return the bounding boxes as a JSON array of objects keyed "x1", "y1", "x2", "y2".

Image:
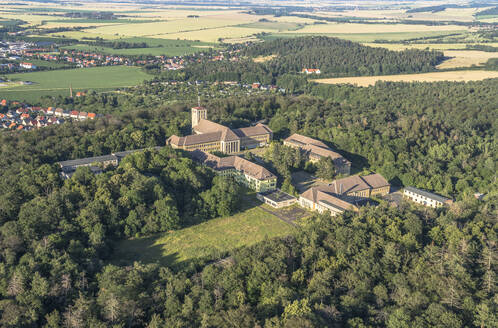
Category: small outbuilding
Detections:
[{"x1": 257, "y1": 189, "x2": 297, "y2": 208}]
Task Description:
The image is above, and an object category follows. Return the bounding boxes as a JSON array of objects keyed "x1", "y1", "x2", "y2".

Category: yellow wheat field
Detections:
[
  {"x1": 85, "y1": 14, "x2": 260, "y2": 37},
  {"x1": 437, "y1": 51, "x2": 498, "y2": 69},
  {"x1": 313, "y1": 70, "x2": 498, "y2": 87},
  {"x1": 283, "y1": 22, "x2": 468, "y2": 34},
  {"x1": 157, "y1": 26, "x2": 274, "y2": 43}
]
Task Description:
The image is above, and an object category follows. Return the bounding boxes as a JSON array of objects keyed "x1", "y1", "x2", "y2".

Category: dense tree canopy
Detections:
[
  {"x1": 0, "y1": 54, "x2": 496, "y2": 326},
  {"x1": 240, "y1": 36, "x2": 445, "y2": 76}
]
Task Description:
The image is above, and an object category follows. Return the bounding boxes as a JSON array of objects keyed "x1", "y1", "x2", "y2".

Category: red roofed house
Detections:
[
  {"x1": 70, "y1": 111, "x2": 79, "y2": 119},
  {"x1": 87, "y1": 113, "x2": 96, "y2": 120},
  {"x1": 20, "y1": 62, "x2": 36, "y2": 69},
  {"x1": 1, "y1": 99, "x2": 7, "y2": 106},
  {"x1": 302, "y1": 68, "x2": 321, "y2": 74}
]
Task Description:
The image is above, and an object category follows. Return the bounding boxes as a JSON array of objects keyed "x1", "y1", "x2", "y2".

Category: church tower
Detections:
[{"x1": 191, "y1": 106, "x2": 207, "y2": 130}]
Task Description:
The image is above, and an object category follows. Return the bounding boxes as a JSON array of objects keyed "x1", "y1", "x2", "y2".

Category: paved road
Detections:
[{"x1": 258, "y1": 205, "x2": 297, "y2": 227}]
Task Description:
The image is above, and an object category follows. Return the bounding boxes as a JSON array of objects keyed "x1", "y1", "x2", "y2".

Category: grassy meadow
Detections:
[
  {"x1": 112, "y1": 198, "x2": 296, "y2": 267},
  {"x1": 313, "y1": 70, "x2": 498, "y2": 87},
  {"x1": 1, "y1": 66, "x2": 151, "y2": 101}
]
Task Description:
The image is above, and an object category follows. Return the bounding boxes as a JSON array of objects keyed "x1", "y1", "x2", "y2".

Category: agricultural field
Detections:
[
  {"x1": 263, "y1": 30, "x2": 467, "y2": 43},
  {"x1": 112, "y1": 196, "x2": 296, "y2": 267},
  {"x1": 278, "y1": 22, "x2": 467, "y2": 35},
  {"x1": 83, "y1": 13, "x2": 262, "y2": 38},
  {"x1": 437, "y1": 50, "x2": 498, "y2": 69},
  {"x1": 364, "y1": 44, "x2": 498, "y2": 69},
  {"x1": 363, "y1": 43, "x2": 476, "y2": 51},
  {"x1": 0, "y1": 66, "x2": 151, "y2": 102},
  {"x1": 313, "y1": 70, "x2": 498, "y2": 87},
  {"x1": 158, "y1": 26, "x2": 275, "y2": 43},
  {"x1": 61, "y1": 38, "x2": 216, "y2": 56}
]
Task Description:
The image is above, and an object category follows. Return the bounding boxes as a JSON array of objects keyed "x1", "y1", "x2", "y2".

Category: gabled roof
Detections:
[
  {"x1": 220, "y1": 128, "x2": 239, "y2": 142},
  {"x1": 404, "y1": 186, "x2": 452, "y2": 203},
  {"x1": 58, "y1": 154, "x2": 117, "y2": 169},
  {"x1": 330, "y1": 175, "x2": 371, "y2": 194},
  {"x1": 362, "y1": 173, "x2": 390, "y2": 189},
  {"x1": 285, "y1": 133, "x2": 329, "y2": 148},
  {"x1": 300, "y1": 186, "x2": 358, "y2": 212},
  {"x1": 233, "y1": 123, "x2": 272, "y2": 138},
  {"x1": 191, "y1": 150, "x2": 275, "y2": 181},
  {"x1": 193, "y1": 119, "x2": 228, "y2": 134},
  {"x1": 284, "y1": 133, "x2": 350, "y2": 164},
  {"x1": 169, "y1": 131, "x2": 223, "y2": 147}
]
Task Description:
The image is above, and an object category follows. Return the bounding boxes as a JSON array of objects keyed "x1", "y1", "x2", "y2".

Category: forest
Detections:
[
  {"x1": 172, "y1": 36, "x2": 445, "y2": 83},
  {"x1": 28, "y1": 78, "x2": 497, "y2": 200},
  {"x1": 0, "y1": 58, "x2": 496, "y2": 325}
]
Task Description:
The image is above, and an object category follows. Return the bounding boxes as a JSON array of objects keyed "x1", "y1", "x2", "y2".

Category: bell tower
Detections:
[{"x1": 191, "y1": 106, "x2": 207, "y2": 130}]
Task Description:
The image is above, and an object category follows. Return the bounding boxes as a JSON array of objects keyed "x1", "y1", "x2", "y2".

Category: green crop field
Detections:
[
  {"x1": 238, "y1": 21, "x2": 304, "y2": 31},
  {"x1": 1, "y1": 66, "x2": 151, "y2": 102},
  {"x1": 12, "y1": 58, "x2": 72, "y2": 69},
  {"x1": 61, "y1": 38, "x2": 216, "y2": 56},
  {"x1": 112, "y1": 195, "x2": 296, "y2": 267}
]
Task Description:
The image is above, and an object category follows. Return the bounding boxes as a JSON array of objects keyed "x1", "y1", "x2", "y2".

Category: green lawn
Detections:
[
  {"x1": 1, "y1": 66, "x2": 152, "y2": 102},
  {"x1": 112, "y1": 196, "x2": 295, "y2": 267}
]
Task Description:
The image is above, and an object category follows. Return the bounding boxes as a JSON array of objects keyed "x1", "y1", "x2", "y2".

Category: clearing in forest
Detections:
[
  {"x1": 112, "y1": 194, "x2": 298, "y2": 266},
  {"x1": 313, "y1": 70, "x2": 498, "y2": 86}
]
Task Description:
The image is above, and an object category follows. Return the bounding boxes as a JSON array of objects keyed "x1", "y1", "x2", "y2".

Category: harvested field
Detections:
[
  {"x1": 266, "y1": 31, "x2": 466, "y2": 43},
  {"x1": 283, "y1": 22, "x2": 467, "y2": 34},
  {"x1": 159, "y1": 26, "x2": 273, "y2": 42},
  {"x1": 437, "y1": 51, "x2": 498, "y2": 69},
  {"x1": 313, "y1": 70, "x2": 498, "y2": 87},
  {"x1": 364, "y1": 44, "x2": 498, "y2": 68},
  {"x1": 253, "y1": 54, "x2": 277, "y2": 63},
  {"x1": 86, "y1": 14, "x2": 260, "y2": 37},
  {"x1": 363, "y1": 43, "x2": 471, "y2": 50}
]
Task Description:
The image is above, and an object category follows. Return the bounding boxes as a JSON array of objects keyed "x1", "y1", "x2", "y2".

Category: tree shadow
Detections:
[{"x1": 111, "y1": 235, "x2": 180, "y2": 267}]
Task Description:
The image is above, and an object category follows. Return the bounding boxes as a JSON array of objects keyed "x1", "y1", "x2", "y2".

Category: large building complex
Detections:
[
  {"x1": 58, "y1": 147, "x2": 162, "y2": 179},
  {"x1": 191, "y1": 150, "x2": 277, "y2": 192},
  {"x1": 403, "y1": 186, "x2": 453, "y2": 208},
  {"x1": 299, "y1": 173, "x2": 390, "y2": 216},
  {"x1": 283, "y1": 133, "x2": 351, "y2": 175},
  {"x1": 167, "y1": 107, "x2": 273, "y2": 154}
]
